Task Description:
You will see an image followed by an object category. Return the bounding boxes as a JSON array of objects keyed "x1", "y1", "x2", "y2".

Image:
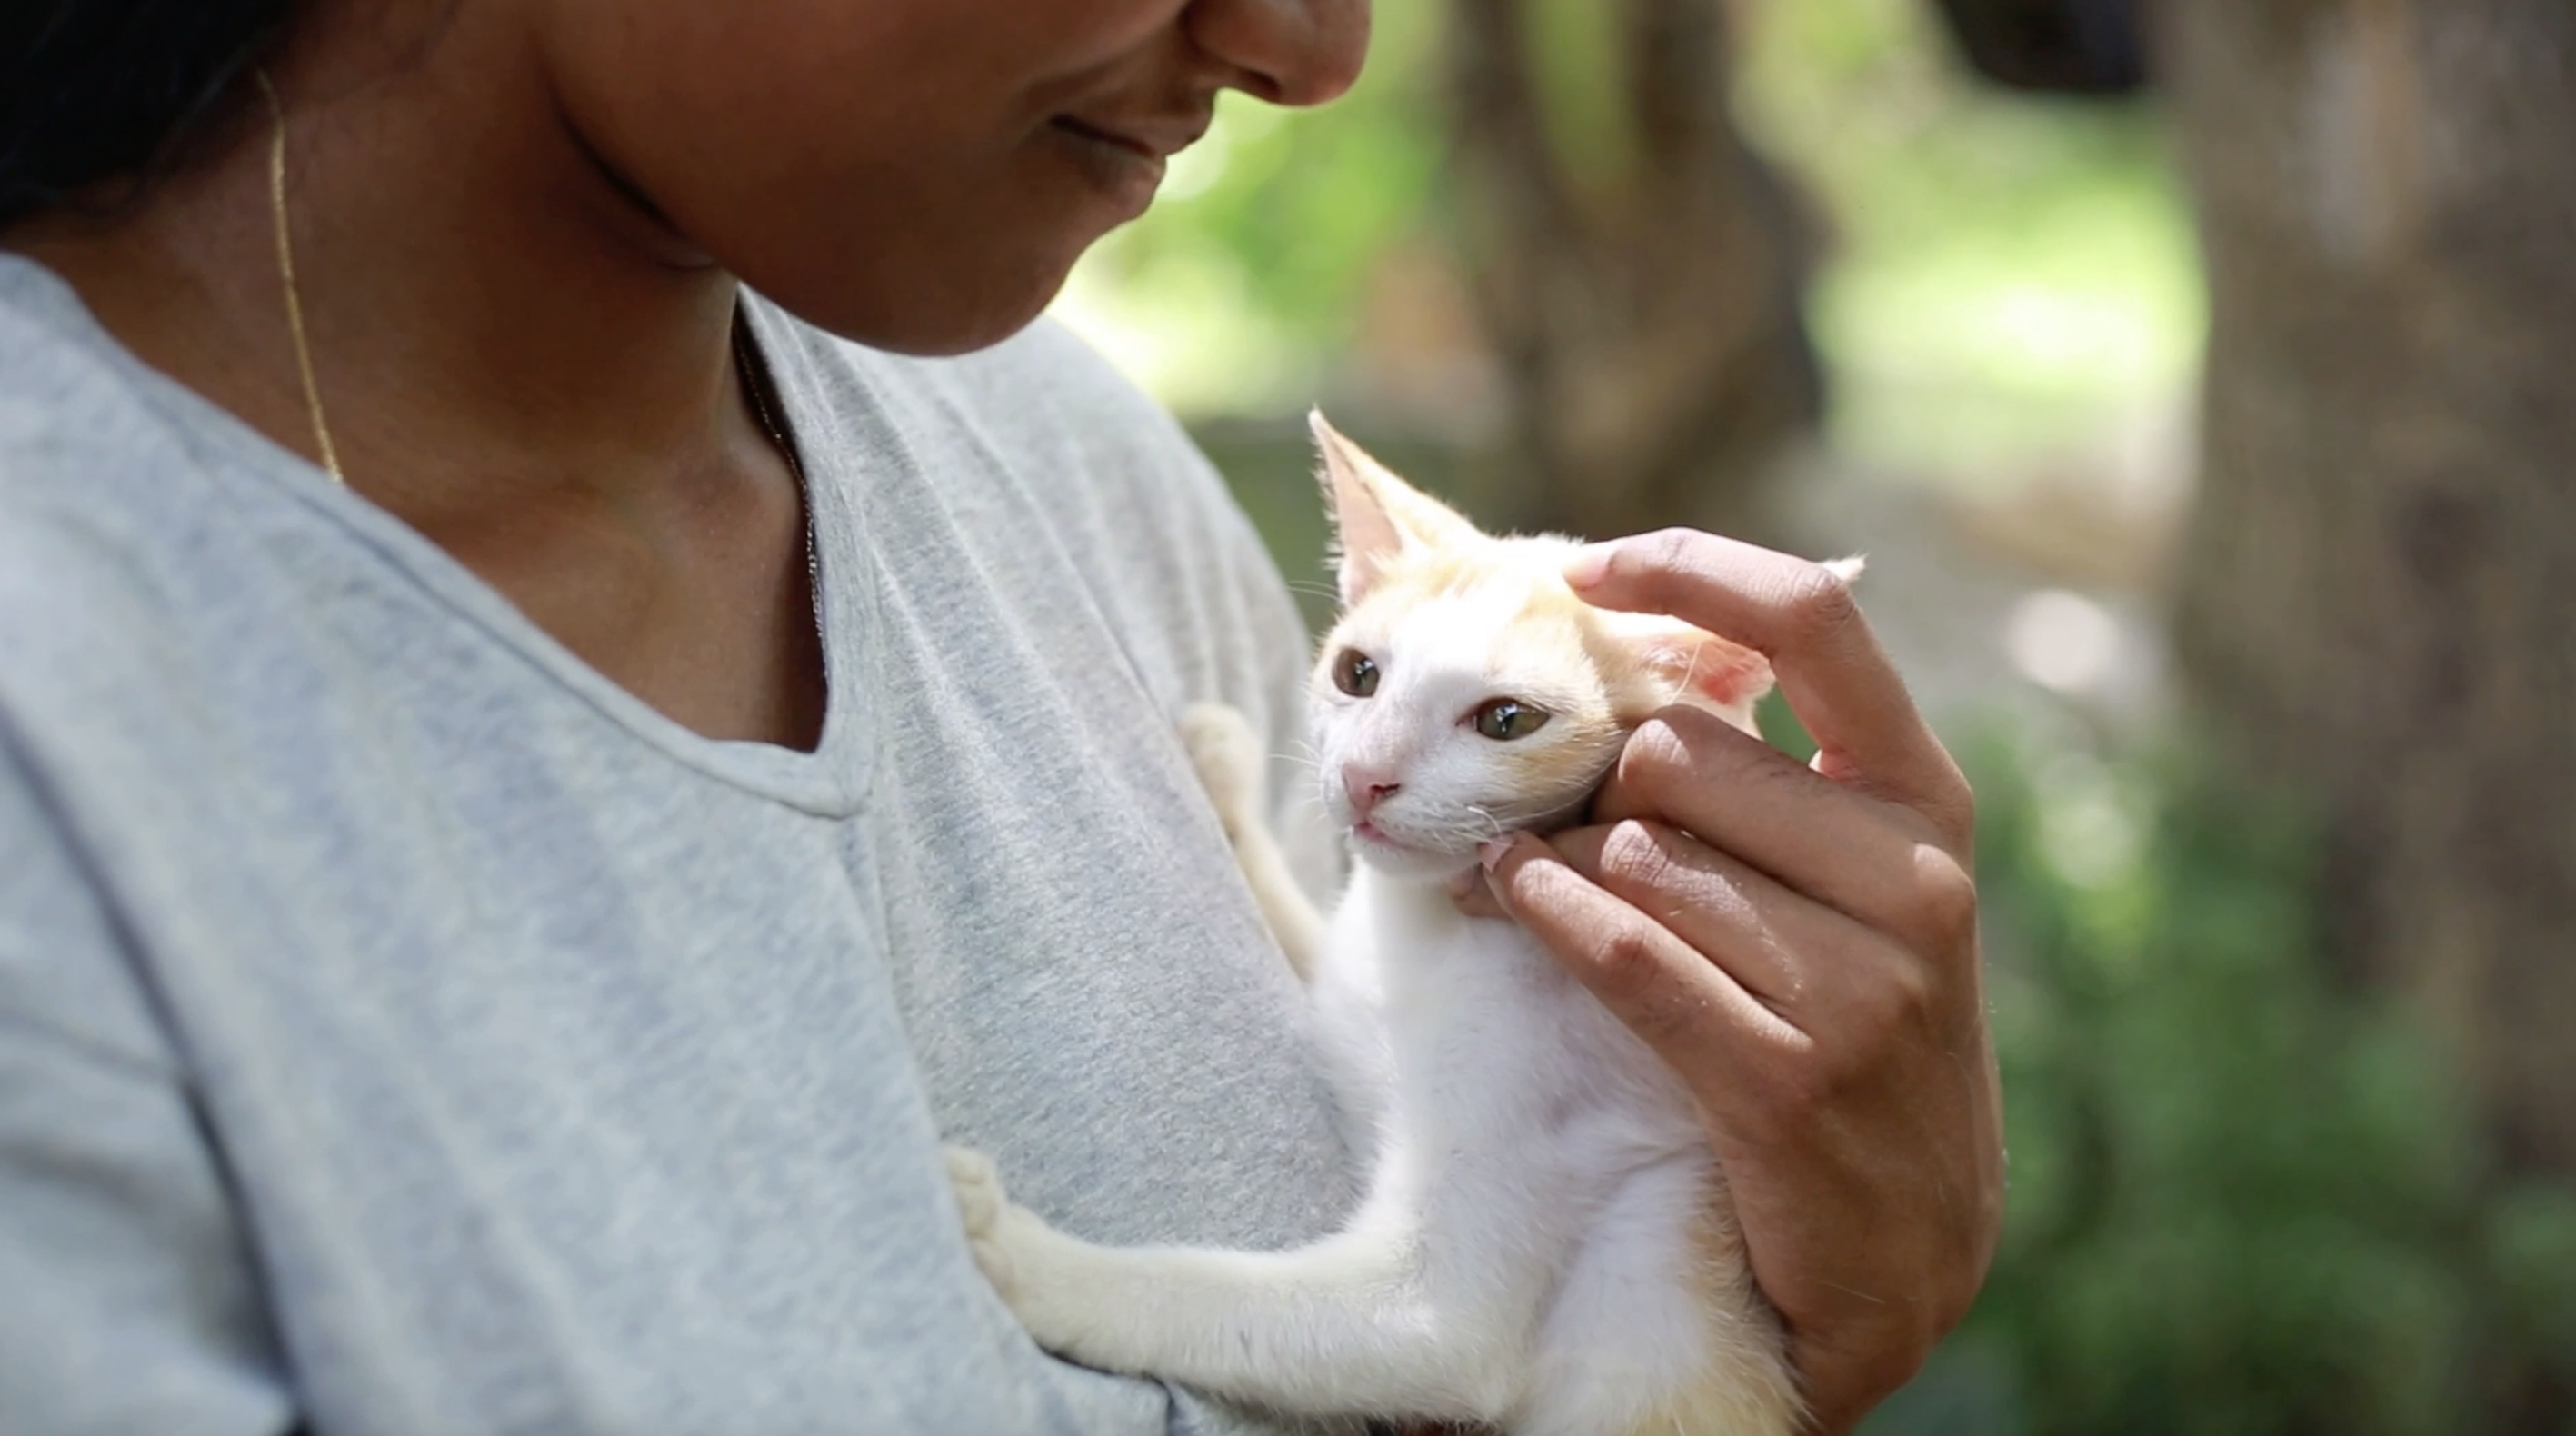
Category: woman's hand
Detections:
[{"x1": 1480, "y1": 530, "x2": 2003, "y2": 1434}]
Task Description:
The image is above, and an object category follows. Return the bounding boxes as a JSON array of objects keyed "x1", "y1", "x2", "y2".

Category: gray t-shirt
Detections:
[{"x1": 0, "y1": 254, "x2": 1357, "y2": 1436}]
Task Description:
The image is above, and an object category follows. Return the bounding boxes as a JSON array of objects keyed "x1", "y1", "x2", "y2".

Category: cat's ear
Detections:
[
  {"x1": 1616, "y1": 615, "x2": 1778, "y2": 714},
  {"x1": 1620, "y1": 557, "x2": 1862, "y2": 716},
  {"x1": 1311, "y1": 409, "x2": 1480, "y2": 607}
]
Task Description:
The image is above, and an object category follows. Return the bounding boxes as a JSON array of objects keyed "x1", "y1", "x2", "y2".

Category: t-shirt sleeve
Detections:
[{"x1": 0, "y1": 736, "x2": 293, "y2": 1436}]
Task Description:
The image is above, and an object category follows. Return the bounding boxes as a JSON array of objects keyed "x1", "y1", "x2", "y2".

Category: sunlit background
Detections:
[
  {"x1": 1054, "y1": 1, "x2": 2576, "y2": 1431},
  {"x1": 1063, "y1": 0, "x2": 2193, "y2": 703}
]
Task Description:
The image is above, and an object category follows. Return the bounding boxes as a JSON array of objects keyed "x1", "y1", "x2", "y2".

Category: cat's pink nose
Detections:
[{"x1": 1343, "y1": 768, "x2": 1402, "y2": 818}]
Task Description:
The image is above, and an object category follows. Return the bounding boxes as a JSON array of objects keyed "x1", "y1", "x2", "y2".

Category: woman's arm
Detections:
[{"x1": 1481, "y1": 530, "x2": 2003, "y2": 1434}]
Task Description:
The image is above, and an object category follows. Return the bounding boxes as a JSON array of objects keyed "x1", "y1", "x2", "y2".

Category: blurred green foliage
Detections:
[
  {"x1": 1859, "y1": 723, "x2": 2576, "y2": 1435},
  {"x1": 1737, "y1": 0, "x2": 2202, "y2": 486}
]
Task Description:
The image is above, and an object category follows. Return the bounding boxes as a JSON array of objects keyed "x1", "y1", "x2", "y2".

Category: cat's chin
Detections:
[{"x1": 1345, "y1": 829, "x2": 1482, "y2": 884}]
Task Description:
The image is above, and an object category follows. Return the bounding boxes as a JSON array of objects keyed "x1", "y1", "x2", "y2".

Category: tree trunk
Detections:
[
  {"x1": 2161, "y1": 0, "x2": 2576, "y2": 1421},
  {"x1": 1442, "y1": 0, "x2": 1822, "y2": 542}
]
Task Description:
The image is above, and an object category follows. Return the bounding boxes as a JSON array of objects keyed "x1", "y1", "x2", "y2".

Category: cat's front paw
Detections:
[
  {"x1": 1178, "y1": 702, "x2": 1267, "y2": 839},
  {"x1": 944, "y1": 1145, "x2": 1023, "y2": 1300},
  {"x1": 944, "y1": 1146, "x2": 1110, "y2": 1358}
]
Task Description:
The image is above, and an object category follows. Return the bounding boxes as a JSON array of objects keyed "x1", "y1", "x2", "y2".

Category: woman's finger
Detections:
[
  {"x1": 1549, "y1": 819, "x2": 1923, "y2": 1026},
  {"x1": 1476, "y1": 833, "x2": 1800, "y2": 1076},
  {"x1": 1543, "y1": 821, "x2": 1802, "y2": 1009},
  {"x1": 1484, "y1": 827, "x2": 1939, "y2": 1118},
  {"x1": 1565, "y1": 531, "x2": 1971, "y2": 842},
  {"x1": 1587, "y1": 705, "x2": 1977, "y2": 960}
]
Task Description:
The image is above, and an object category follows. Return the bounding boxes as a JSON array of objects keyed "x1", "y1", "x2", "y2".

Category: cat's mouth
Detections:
[
  {"x1": 1344, "y1": 782, "x2": 1604, "y2": 866},
  {"x1": 1345, "y1": 815, "x2": 1511, "y2": 882},
  {"x1": 1344, "y1": 815, "x2": 1452, "y2": 861},
  {"x1": 1345, "y1": 821, "x2": 1482, "y2": 882}
]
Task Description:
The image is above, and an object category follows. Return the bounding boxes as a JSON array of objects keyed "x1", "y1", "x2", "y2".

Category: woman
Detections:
[{"x1": 0, "y1": 2, "x2": 2002, "y2": 1431}]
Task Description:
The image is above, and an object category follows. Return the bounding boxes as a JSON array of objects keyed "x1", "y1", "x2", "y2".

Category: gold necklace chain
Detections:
[
  {"x1": 252, "y1": 72, "x2": 820, "y2": 651},
  {"x1": 255, "y1": 71, "x2": 344, "y2": 485}
]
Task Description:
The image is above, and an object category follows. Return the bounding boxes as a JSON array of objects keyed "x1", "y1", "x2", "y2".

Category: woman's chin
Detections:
[
  {"x1": 735, "y1": 231, "x2": 1083, "y2": 359},
  {"x1": 789, "y1": 282, "x2": 1058, "y2": 358}
]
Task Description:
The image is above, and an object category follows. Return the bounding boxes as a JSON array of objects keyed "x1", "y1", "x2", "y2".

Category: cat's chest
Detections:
[
  {"x1": 1360, "y1": 911, "x2": 1583, "y2": 1102},
  {"x1": 1339, "y1": 889, "x2": 1696, "y2": 1170}
]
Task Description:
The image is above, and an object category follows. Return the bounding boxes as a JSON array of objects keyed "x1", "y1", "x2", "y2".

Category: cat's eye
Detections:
[
  {"x1": 1473, "y1": 700, "x2": 1550, "y2": 742},
  {"x1": 1333, "y1": 649, "x2": 1381, "y2": 698}
]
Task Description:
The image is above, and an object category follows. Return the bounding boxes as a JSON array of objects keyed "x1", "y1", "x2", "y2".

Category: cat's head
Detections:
[{"x1": 1305, "y1": 412, "x2": 1777, "y2": 882}]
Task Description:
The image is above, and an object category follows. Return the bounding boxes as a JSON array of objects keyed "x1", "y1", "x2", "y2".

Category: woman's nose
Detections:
[{"x1": 1186, "y1": 0, "x2": 1372, "y2": 109}]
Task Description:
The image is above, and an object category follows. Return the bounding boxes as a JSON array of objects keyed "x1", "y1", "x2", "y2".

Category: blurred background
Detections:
[{"x1": 1052, "y1": 0, "x2": 2576, "y2": 1431}]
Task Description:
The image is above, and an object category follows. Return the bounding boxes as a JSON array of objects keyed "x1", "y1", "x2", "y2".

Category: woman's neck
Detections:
[
  {"x1": 3, "y1": 4, "x2": 830, "y2": 750},
  {"x1": 5, "y1": 3, "x2": 753, "y2": 527}
]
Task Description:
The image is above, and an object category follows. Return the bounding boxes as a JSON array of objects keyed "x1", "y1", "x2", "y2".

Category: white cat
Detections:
[{"x1": 947, "y1": 414, "x2": 1852, "y2": 1436}]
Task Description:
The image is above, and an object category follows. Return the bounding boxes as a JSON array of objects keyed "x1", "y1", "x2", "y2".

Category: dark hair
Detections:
[{"x1": 0, "y1": 0, "x2": 303, "y2": 229}]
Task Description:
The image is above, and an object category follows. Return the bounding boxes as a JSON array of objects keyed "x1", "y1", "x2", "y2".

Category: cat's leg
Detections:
[
  {"x1": 947, "y1": 1147, "x2": 1516, "y2": 1424},
  {"x1": 1179, "y1": 702, "x2": 1328, "y2": 983},
  {"x1": 1518, "y1": 1162, "x2": 1802, "y2": 1436}
]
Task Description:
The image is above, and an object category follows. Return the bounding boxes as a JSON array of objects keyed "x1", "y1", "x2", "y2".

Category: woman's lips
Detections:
[
  {"x1": 1052, "y1": 115, "x2": 1161, "y2": 162},
  {"x1": 1045, "y1": 111, "x2": 1210, "y2": 217},
  {"x1": 1046, "y1": 117, "x2": 1167, "y2": 215},
  {"x1": 1055, "y1": 111, "x2": 1211, "y2": 164}
]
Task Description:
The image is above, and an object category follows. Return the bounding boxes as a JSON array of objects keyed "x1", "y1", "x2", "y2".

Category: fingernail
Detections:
[
  {"x1": 1563, "y1": 544, "x2": 1613, "y2": 590},
  {"x1": 1478, "y1": 837, "x2": 1513, "y2": 871}
]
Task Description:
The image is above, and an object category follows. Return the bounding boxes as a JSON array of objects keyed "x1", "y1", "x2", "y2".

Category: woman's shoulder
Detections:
[
  {"x1": 0, "y1": 256, "x2": 200, "y2": 511},
  {"x1": 0, "y1": 258, "x2": 463, "y2": 826},
  {"x1": 0, "y1": 259, "x2": 243, "y2": 673},
  {"x1": 0, "y1": 254, "x2": 316, "y2": 601}
]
